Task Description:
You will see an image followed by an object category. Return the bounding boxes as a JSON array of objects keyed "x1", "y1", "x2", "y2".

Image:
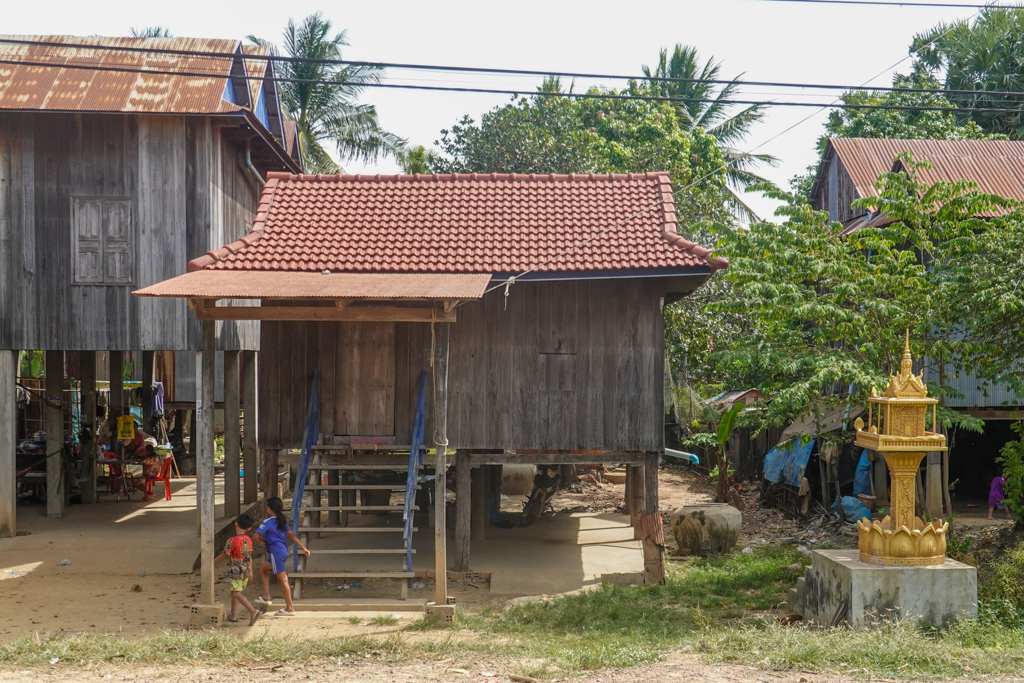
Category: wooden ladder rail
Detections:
[{"x1": 400, "y1": 371, "x2": 428, "y2": 599}]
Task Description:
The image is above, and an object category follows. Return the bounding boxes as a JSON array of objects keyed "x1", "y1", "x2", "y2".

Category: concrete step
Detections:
[{"x1": 290, "y1": 598, "x2": 428, "y2": 613}]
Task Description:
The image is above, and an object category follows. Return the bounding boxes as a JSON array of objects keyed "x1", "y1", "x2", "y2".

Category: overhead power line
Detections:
[
  {"x1": 6, "y1": 36, "x2": 1024, "y2": 100},
  {"x1": 2, "y1": 55, "x2": 1024, "y2": 114},
  {"x1": 738, "y1": 0, "x2": 1019, "y2": 7}
]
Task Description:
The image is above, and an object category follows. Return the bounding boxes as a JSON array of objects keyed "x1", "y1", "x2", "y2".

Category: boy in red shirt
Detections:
[{"x1": 214, "y1": 514, "x2": 261, "y2": 625}]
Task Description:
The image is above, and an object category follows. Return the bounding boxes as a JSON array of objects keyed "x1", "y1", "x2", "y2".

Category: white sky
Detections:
[{"x1": 5, "y1": 0, "x2": 980, "y2": 223}]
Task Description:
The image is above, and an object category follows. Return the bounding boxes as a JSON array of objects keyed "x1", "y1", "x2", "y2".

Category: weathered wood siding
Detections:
[
  {"x1": 259, "y1": 280, "x2": 665, "y2": 453},
  {"x1": 811, "y1": 150, "x2": 862, "y2": 224},
  {"x1": 0, "y1": 112, "x2": 259, "y2": 356}
]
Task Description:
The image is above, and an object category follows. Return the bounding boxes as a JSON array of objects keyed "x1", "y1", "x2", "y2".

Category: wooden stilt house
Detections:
[{"x1": 135, "y1": 170, "x2": 728, "y2": 612}]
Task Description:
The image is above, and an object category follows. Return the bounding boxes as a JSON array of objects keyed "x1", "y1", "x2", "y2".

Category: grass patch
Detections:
[{"x1": 369, "y1": 615, "x2": 399, "y2": 627}]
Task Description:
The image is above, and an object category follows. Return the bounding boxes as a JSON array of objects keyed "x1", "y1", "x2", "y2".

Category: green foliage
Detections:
[
  {"x1": 248, "y1": 13, "x2": 404, "y2": 173},
  {"x1": 642, "y1": 44, "x2": 778, "y2": 221},
  {"x1": 129, "y1": 26, "x2": 172, "y2": 38},
  {"x1": 980, "y1": 539, "x2": 1024, "y2": 610},
  {"x1": 913, "y1": 8, "x2": 1024, "y2": 138},
  {"x1": 996, "y1": 421, "x2": 1024, "y2": 522},
  {"x1": 19, "y1": 350, "x2": 43, "y2": 378},
  {"x1": 716, "y1": 401, "x2": 744, "y2": 448},
  {"x1": 715, "y1": 155, "x2": 1009, "y2": 429},
  {"x1": 396, "y1": 145, "x2": 438, "y2": 175}
]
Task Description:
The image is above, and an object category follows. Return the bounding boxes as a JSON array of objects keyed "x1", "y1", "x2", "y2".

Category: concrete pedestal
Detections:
[{"x1": 790, "y1": 549, "x2": 977, "y2": 628}]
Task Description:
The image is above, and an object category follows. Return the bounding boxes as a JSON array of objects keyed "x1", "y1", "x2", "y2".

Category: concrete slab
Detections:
[
  {"x1": 0, "y1": 478, "x2": 221, "y2": 576},
  {"x1": 793, "y1": 549, "x2": 978, "y2": 628},
  {"x1": 302, "y1": 511, "x2": 643, "y2": 595}
]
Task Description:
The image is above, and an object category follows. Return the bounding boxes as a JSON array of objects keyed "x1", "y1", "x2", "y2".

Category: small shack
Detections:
[{"x1": 135, "y1": 171, "x2": 727, "y2": 612}]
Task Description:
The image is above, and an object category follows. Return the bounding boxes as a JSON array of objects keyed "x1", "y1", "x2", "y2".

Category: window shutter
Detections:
[
  {"x1": 103, "y1": 199, "x2": 133, "y2": 284},
  {"x1": 73, "y1": 198, "x2": 104, "y2": 284}
]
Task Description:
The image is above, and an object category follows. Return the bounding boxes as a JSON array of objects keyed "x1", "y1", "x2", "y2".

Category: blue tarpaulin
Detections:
[
  {"x1": 763, "y1": 438, "x2": 815, "y2": 487},
  {"x1": 854, "y1": 449, "x2": 873, "y2": 497}
]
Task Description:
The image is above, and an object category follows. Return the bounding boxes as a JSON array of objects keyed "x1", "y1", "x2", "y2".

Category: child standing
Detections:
[
  {"x1": 254, "y1": 497, "x2": 310, "y2": 616},
  {"x1": 214, "y1": 513, "x2": 261, "y2": 625},
  {"x1": 989, "y1": 474, "x2": 1012, "y2": 520}
]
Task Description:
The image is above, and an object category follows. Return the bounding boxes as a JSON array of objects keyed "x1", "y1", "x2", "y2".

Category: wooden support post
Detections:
[
  {"x1": 455, "y1": 450, "x2": 471, "y2": 572},
  {"x1": 926, "y1": 452, "x2": 942, "y2": 519},
  {"x1": 641, "y1": 452, "x2": 665, "y2": 585},
  {"x1": 630, "y1": 464, "x2": 644, "y2": 540},
  {"x1": 261, "y1": 448, "x2": 279, "y2": 500},
  {"x1": 471, "y1": 464, "x2": 486, "y2": 541},
  {"x1": 223, "y1": 351, "x2": 241, "y2": 519},
  {"x1": 198, "y1": 321, "x2": 217, "y2": 606},
  {"x1": 433, "y1": 322, "x2": 451, "y2": 607},
  {"x1": 241, "y1": 351, "x2": 258, "y2": 505},
  {"x1": 0, "y1": 351, "x2": 17, "y2": 537},
  {"x1": 80, "y1": 352, "x2": 98, "y2": 504},
  {"x1": 45, "y1": 351, "x2": 64, "y2": 518},
  {"x1": 873, "y1": 455, "x2": 888, "y2": 505},
  {"x1": 141, "y1": 351, "x2": 156, "y2": 433},
  {"x1": 109, "y1": 351, "x2": 124, "y2": 458}
]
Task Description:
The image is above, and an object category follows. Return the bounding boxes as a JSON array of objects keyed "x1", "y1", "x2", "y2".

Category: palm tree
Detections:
[
  {"x1": 643, "y1": 45, "x2": 777, "y2": 221},
  {"x1": 130, "y1": 26, "x2": 172, "y2": 38},
  {"x1": 397, "y1": 145, "x2": 439, "y2": 174},
  {"x1": 249, "y1": 13, "x2": 405, "y2": 173}
]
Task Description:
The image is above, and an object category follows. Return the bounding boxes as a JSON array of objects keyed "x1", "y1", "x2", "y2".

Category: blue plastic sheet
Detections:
[
  {"x1": 834, "y1": 495, "x2": 872, "y2": 523},
  {"x1": 763, "y1": 438, "x2": 815, "y2": 487},
  {"x1": 854, "y1": 449, "x2": 873, "y2": 497}
]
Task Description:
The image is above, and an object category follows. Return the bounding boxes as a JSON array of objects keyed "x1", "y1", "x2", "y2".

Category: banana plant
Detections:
[{"x1": 714, "y1": 401, "x2": 744, "y2": 503}]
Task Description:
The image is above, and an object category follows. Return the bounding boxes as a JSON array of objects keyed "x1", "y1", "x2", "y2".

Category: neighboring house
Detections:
[
  {"x1": 809, "y1": 137, "x2": 1024, "y2": 509},
  {"x1": 136, "y1": 171, "x2": 728, "y2": 605},
  {"x1": 0, "y1": 35, "x2": 301, "y2": 533}
]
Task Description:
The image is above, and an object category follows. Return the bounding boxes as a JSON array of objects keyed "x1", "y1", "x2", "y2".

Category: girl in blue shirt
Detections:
[{"x1": 254, "y1": 497, "x2": 310, "y2": 616}]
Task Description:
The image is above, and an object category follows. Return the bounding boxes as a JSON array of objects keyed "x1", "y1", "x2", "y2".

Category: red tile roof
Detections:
[{"x1": 188, "y1": 172, "x2": 728, "y2": 275}]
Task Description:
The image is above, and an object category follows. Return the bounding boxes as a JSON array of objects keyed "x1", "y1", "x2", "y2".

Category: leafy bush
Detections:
[
  {"x1": 996, "y1": 420, "x2": 1024, "y2": 522},
  {"x1": 981, "y1": 539, "x2": 1024, "y2": 609}
]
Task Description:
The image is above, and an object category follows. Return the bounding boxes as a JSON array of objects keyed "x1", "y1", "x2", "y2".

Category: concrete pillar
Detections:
[
  {"x1": 223, "y1": 351, "x2": 240, "y2": 518},
  {"x1": 926, "y1": 452, "x2": 943, "y2": 519},
  {"x1": 45, "y1": 351, "x2": 64, "y2": 518},
  {"x1": 0, "y1": 351, "x2": 17, "y2": 537},
  {"x1": 109, "y1": 351, "x2": 124, "y2": 455},
  {"x1": 241, "y1": 351, "x2": 258, "y2": 505},
  {"x1": 197, "y1": 320, "x2": 217, "y2": 606},
  {"x1": 80, "y1": 352, "x2": 98, "y2": 504}
]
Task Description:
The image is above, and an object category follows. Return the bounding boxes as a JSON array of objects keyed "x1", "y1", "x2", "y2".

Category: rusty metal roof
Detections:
[
  {"x1": 241, "y1": 44, "x2": 270, "y2": 108},
  {"x1": 133, "y1": 271, "x2": 492, "y2": 300},
  {"x1": 0, "y1": 35, "x2": 248, "y2": 114},
  {"x1": 828, "y1": 138, "x2": 1024, "y2": 201}
]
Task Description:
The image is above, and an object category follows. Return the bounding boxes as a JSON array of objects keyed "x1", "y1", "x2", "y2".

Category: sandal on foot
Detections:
[
  {"x1": 249, "y1": 611, "x2": 262, "y2": 626},
  {"x1": 274, "y1": 609, "x2": 296, "y2": 617},
  {"x1": 225, "y1": 616, "x2": 239, "y2": 623}
]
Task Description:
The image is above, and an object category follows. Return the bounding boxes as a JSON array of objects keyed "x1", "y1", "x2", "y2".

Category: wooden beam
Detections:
[
  {"x1": 46, "y1": 351, "x2": 64, "y2": 519},
  {"x1": 242, "y1": 351, "x2": 259, "y2": 505},
  {"x1": 195, "y1": 305, "x2": 457, "y2": 323},
  {"x1": 641, "y1": 452, "x2": 665, "y2": 585},
  {"x1": 471, "y1": 464, "x2": 486, "y2": 542},
  {"x1": 80, "y1": 352, "x2": 98, "y2": 505},
  {"x1": 141, "y1": 351, "x2": 156, "y2": 433},
  {"x1": 469, "y1": 452, "x2": 648, "y2": 466},
  {"x1": 455, "y1": 450, "x2": 471, "y2": 572},
  {"x1": 433, "y1": 322, "x2": 451, "y2": 607},
  {"x1": 261, "y1": 448, "x2": 279, "y2": 500},
  {"x1": 198, "y1": 321, "x2": 217, "y2": 606},
  {"x1": 224, "y1": 351, "x2": 241, "y2": 518},
  {"x1": 0, "y1": 351, "x2": 17, "y2": 537}
]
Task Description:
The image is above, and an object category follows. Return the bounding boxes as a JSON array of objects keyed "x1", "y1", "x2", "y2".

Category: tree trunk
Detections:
[{"x1": 716, "y1": 449, "x2": 729, "y2": 503}]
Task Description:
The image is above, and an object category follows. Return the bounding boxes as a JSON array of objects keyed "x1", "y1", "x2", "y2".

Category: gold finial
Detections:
[{"x1": 900, "y1": 329, "x2": 913, "y2": 376}]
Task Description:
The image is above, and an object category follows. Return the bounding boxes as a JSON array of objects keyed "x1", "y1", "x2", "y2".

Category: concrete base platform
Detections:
[{"x1": 790, "y1": 549, "x2": 978, "y2": 628}]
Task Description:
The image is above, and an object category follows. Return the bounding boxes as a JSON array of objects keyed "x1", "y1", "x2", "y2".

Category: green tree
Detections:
[
  {"x1": 715, "y1": 155, "x2": 1015, "y2": 431},
  {"x1": 642, "y1": 44, "x2": 777, "y2": 221},
  {"x1": 789, "y1": 68, "x2": 998, "y2": 202},
  {"x1": 130, "y1": 26, "x2": 172, "y2": 38},
  {"x1": 249, "y1": 13, "x2": 404, "y2": 173},
  {"x1": 913, "y1": 8, "x2": 1024, "y2": 137},
  {"x1": 397, "y1": 145, "x2": 438, "y2": 175}
]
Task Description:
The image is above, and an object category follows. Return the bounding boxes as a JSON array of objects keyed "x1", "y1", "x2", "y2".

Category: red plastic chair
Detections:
[
  {"x1": 106, "y1": 461, "x2": 136, "y2": 501},
  {"x1": 144, "y1": 457, "x2": 174, "y2": 501}
]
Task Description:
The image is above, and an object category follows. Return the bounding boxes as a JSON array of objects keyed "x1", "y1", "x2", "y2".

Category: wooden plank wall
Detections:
[
  {"x1": 811, "y1": 150, "x2": 863, "y2": 224},
  {"x1": 259, "y1": 280, "x2": 664, "y2": 453},
  {"x1": 0, "y1": 113, "x2": 261, "y2": 355}
]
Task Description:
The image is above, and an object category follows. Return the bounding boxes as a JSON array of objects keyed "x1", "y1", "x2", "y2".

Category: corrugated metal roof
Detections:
[
  {"x1": 829, "y1": 138, "x2": 1024, "y2": 202},
  {"x1": 924, "y1": 364, "x2": 1023, "y2": 408},
  {"x1": 838, "y1": 211, "x2": 899, "y2": 237},
  {"x1": 0, "y1": 35, "x2": 246, "y2": 114},
  {"x1": 241, "y1": 44, "x2": 269, "y2": 108},
  {"x1": 134, "y1": 271, "x2": 492, "y2": 300}
]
